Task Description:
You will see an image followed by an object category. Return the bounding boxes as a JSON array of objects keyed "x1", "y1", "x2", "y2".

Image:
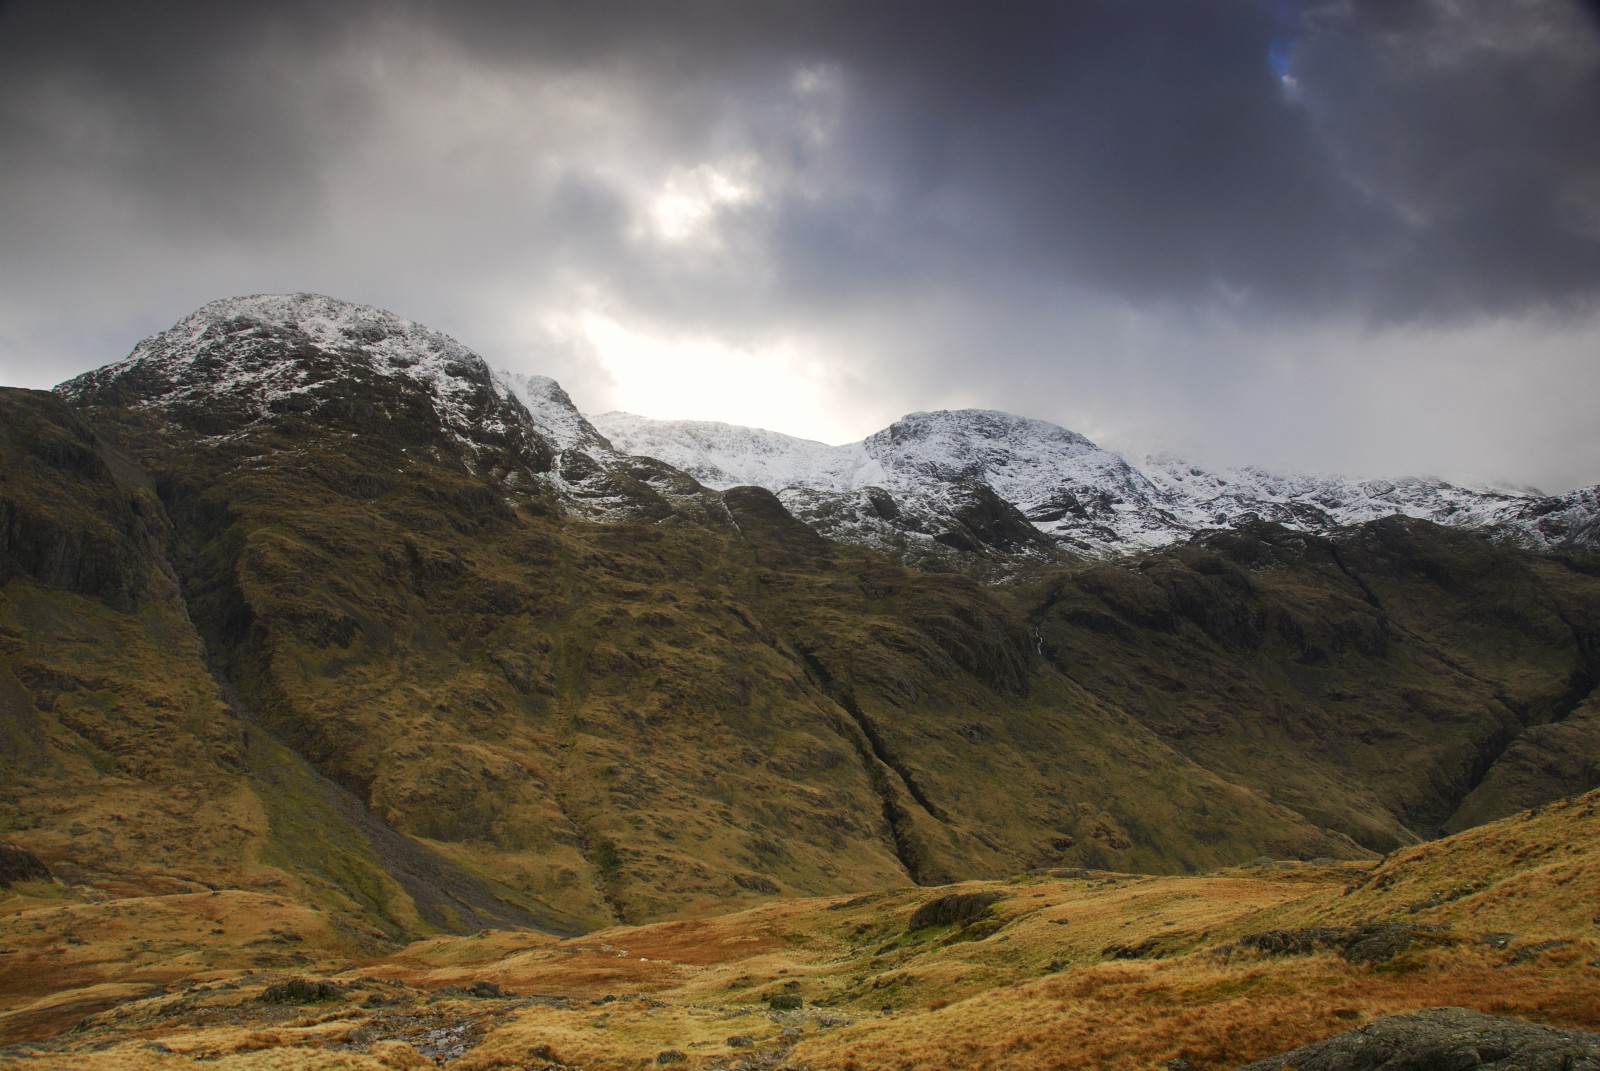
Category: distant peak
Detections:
[
  {"x1": 496, "y1": 370, "x2": 609, "y2": 453},
  {"x1": 882, "y1": 407, "x2": 1095, "y2": 446}
]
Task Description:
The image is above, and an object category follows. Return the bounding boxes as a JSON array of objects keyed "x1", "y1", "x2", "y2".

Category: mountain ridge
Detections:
[
  {"x1": 55, "y1": 291, "x2": 1594, "y2": 565},
  {"x1": 592, "y1": 407, "x2": 1584, "y2": 563}
]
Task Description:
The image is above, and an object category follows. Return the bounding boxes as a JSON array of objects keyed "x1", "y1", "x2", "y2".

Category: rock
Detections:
[
  {"x1": 1507, "y1": 940, "x2": 1570, "y2": 966},
  {"x1": 907, "y1": 891, "x2": 1004, "y2": 932},
  {"x1": 655, "y1": 1050, "x2": 687, "y2": 1064},
  {"x1": 1240, "y1": 928, "x2": 1344, "y2": 956},
  {"x1": 727, "y1": 1034, "x2": 755, "y2": 1047},
  {"x1": 1339, "y1": 922, "x2": 1416, "y2": 965},
  {"x1": 0, "y1": 842, "x2": 51, "y2": 888},
  {"x1": 1234, "y1": 922, "x2": 1419, "y2": 964},
  {"x1": 734, "y1": 872, "x2": 781, "y2": 895},
  {"x1": 767, "y1": 993, "x2": 803, "y2": 1010},
  {"x1": 258, "y1": 978, "x2": 342, "y2": 1004},
  {"x1": 1238, "y1": 1007, "x2": 1600, "y2": 1071}
]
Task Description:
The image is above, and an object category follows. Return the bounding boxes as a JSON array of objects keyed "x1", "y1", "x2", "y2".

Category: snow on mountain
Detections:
[
  {"x1": 862, "y1": 410, "x2": 1187, "y2": 552},
  {"x1": 51, "y1": 293, "x2": 1595, "y2": 560},
  {"x1": 1503, "y1": 485, "x2": 1600, "y2": 550},
  {"x1": 590, "y1": 408, "x2": 1585, "y2": 559},
  {"x1": 496, "y1": 371, "x2": 612, "y2": 454},
  {"x1": 592, "y1": 412, "x2": 878, "y2": 491},
  {"x1": 54, "y1": 293, "x2": 717, "y2": 524},
  {"x1": 593, "y1": 408, "x2": 1194, "y2": 557},
  {"x1": 58, "y1": 293, "x2": 527, "y2": 451},
  {"x1": 494, "y1": 373, "x2": 719, "y2": 517},
  {"x1": 1138, "y1": 455, "x2": 1534, "y2": 535}
]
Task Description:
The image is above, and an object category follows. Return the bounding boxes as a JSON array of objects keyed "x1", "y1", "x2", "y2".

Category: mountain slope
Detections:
[
  {"x1": 0, "y1": 388, "x2": 569, "y2": 939},
  {"x1": 1030, "y1": 518, "x2": 1600, "y2": 846},
  {"x1": 0, "y1": 292, "x2": 1592, "y2": 943}
]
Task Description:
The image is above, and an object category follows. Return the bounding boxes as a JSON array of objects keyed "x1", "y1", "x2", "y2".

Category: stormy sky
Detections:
[{"x1": 2, "y1": 1, "x2": 1598, "y2": 492}]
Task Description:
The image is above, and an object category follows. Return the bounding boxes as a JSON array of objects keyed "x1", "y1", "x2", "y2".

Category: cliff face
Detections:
[
  {"x1": 0, "y1": 389, "x2": 171, "y2": 609},
  {"x1": 1, "y1": 387, "x2": 257, "y2": 899}
]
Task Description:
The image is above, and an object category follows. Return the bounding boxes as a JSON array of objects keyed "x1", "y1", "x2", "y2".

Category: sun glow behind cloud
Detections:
[
  {"x1": 582, "y1": 314, "x2": 854, "y2": 442},
  {"x1": 647, "y1": 162, "x2": 755, "y2": 243}
]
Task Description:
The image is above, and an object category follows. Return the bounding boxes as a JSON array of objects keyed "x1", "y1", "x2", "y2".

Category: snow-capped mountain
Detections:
[
  {"x1": 52, "y1": 293, "x2": 1597, "y2": 562},
  {"x1": 593, "y1": 409, "x2": 1593, "y2": 559},
  {"x1": 55, "y1": 293, "x2": 715, "y2": 523},
  {"x1": 61, "y1": 293, "x2": 533, "y2": 456}
]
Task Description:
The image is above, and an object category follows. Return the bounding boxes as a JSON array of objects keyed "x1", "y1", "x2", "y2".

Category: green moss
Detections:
[
  {"x1": 3, "y1": 877, "x2": 71, "y2": 900},
  {"x1": 248, "y1": 729, "x2": 417, "y2": 935}
]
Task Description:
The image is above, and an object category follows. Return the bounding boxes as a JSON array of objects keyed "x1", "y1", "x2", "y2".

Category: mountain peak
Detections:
[
  {"x1": 178, "y1": 291, "x2": 438, "y2": 345},
  {"x1": 54, "y1": 293, "x2": 553, "y2": 482},
  {"x1": 48, "y1": 293, "x2": 1597, "y2": 561},
  {"x1": 495, "y1": 370, "x2": 611, "y2": 453},
  {"x1": 880, "y1": 407, "x2": 1093, "y2": 446}
]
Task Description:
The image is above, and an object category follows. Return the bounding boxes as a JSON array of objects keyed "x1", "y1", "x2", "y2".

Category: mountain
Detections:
[
  {"x1": 2, "y1": 292, "x2": 1597, "y2": 955},
  {"x1": 592, "y1": 409, "x2": 1590, "y2": 563}
]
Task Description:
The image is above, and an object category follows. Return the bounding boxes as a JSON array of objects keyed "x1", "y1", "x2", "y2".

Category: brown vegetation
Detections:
[{"x1": 2, "y1": 791, "x2": 1596, "y2": 1069}]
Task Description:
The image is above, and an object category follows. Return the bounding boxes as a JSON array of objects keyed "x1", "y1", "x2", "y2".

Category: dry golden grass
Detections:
[{"x1": 3, "y1": 790, "x2": 1598, "y2": 1069}]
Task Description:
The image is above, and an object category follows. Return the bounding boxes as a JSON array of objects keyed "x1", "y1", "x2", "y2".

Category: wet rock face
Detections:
[
  {"x1": 0, "y1": 389, "x2": 167, "y2": 610},
  {"x1": 1239, "y1": 1007, "x2": 1600, "y2": 1071}
]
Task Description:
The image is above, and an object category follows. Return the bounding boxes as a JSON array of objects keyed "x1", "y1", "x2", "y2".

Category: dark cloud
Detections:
[{"x1": 1, "y1": 0, "x2": 1597, "y2": 490}]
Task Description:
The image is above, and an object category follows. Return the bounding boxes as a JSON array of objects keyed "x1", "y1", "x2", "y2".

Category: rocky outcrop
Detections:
[
  {"x1": 0, "y1": 841, "x2": 51, "y2": 888},
  {"x1": 1240, "y1": 1008, "x2": 1600, "y2": 1071}
]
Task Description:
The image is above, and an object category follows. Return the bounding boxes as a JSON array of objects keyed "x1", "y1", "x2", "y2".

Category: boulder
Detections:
[{"x1": 1240, "y1": 1007, "x2": 1600, "y2": 1071}]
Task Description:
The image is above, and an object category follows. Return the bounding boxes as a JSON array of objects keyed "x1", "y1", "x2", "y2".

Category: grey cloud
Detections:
[
  {"x1": 7, "y1": 0, "x2": 1596, "y2": 320},
  {"x1": 1, "y1": 0, "x2": 1597, "y2": 490}
]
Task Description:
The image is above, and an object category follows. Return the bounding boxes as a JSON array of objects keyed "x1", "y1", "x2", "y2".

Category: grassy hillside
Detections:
[
  {"x1": 0, "y1": 389, "x2": 584, "y2": 940},
  {"x1": 4, "y1": 788, "x2": 1595, "y2": 1069},
  {"x1": 6, "y1": 370, "x2": 1597, "y2": 941},
  {"x1": 1029, "y1": 520, "x2": 1600, "y2": 850}
]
